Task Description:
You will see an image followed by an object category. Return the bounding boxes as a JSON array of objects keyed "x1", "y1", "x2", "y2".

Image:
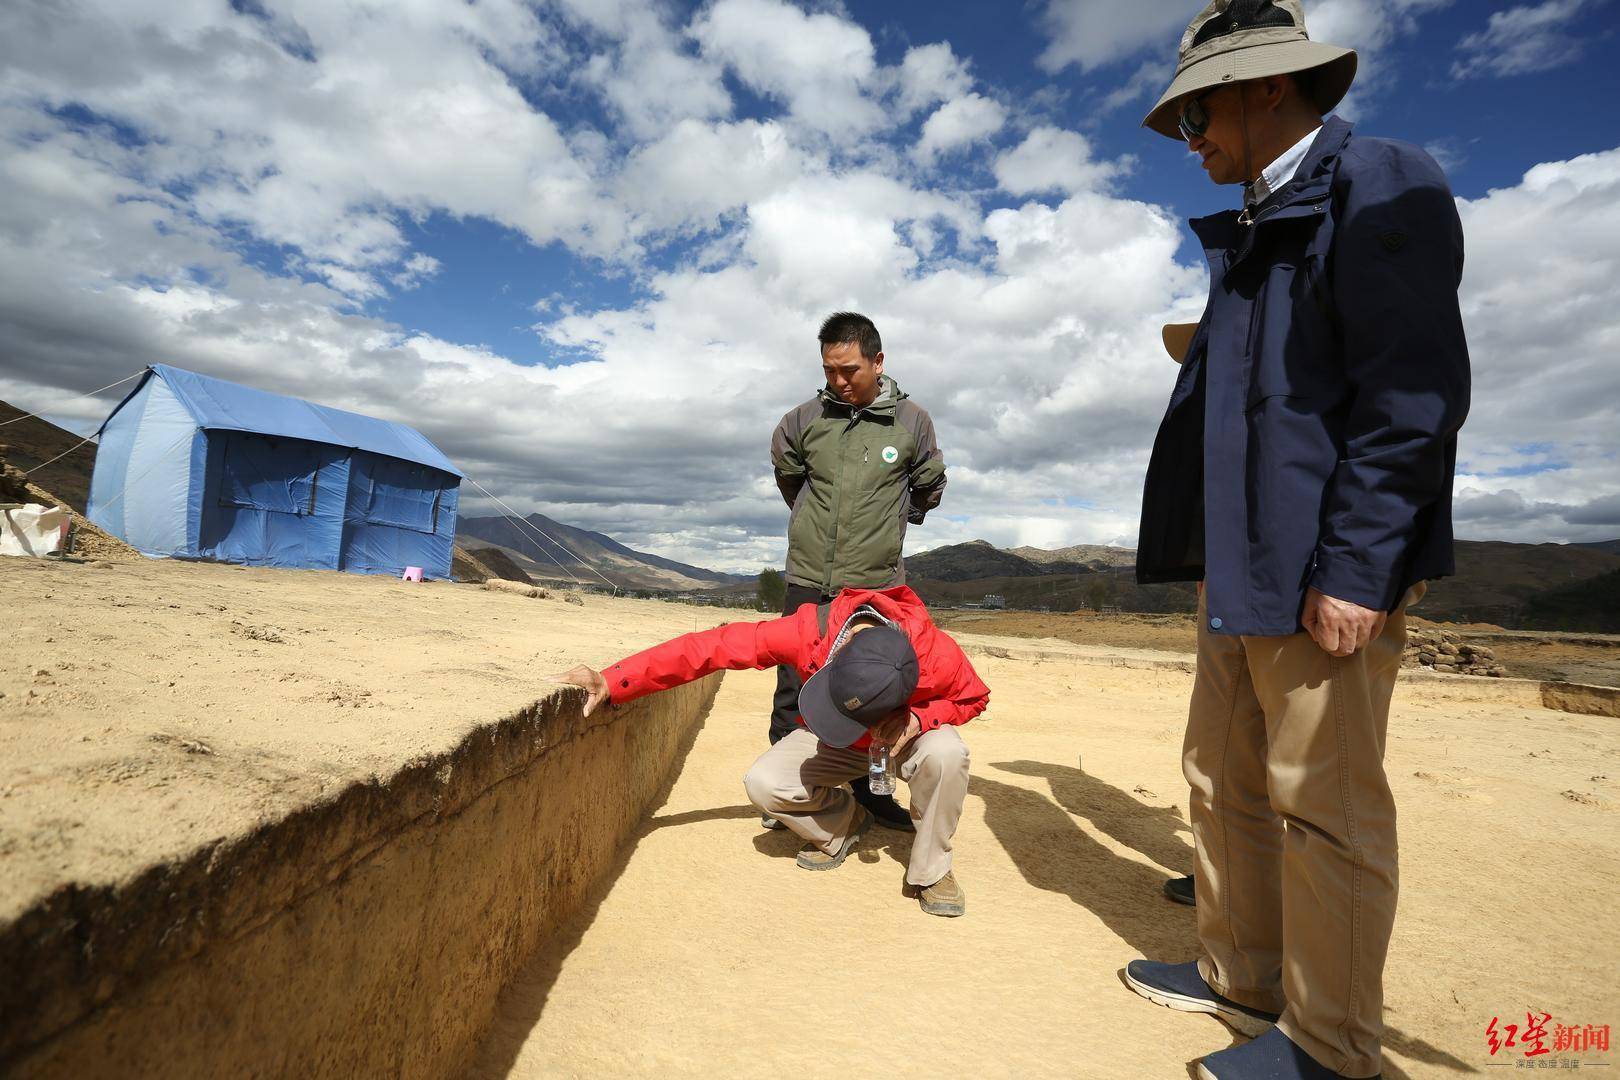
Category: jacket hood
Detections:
[{"x1": 828, "y1": 585, "x2": 929, "y2": 636}]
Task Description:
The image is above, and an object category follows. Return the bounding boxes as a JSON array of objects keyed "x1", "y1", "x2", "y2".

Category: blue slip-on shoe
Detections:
[
  {"x1": 1124, "y1": 960, "x2": 1281, "y2": 1038},
  {"x1": 1197, "y1": 1026, "x2": 1376, "y2": 1079}
]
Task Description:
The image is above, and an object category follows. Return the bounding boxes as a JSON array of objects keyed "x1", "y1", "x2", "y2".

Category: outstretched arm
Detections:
[{"x1": 549, "y1": 612, "x2": 809, "y2": 716}]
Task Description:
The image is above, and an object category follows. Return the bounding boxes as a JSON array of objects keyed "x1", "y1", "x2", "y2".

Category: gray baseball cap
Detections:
[
  {"x1": 797, "y1": 625, "x2": 919, "y2": 748},
  {"x1": 1142, "y1": 0, "x2": 1357, "y2": 140}
]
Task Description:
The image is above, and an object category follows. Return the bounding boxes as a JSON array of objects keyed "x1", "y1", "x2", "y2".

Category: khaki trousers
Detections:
[
  {"x1": 1184, "y1": 585, "x2": 1422, "y2": 1079},
  {"x1": 743, "y1": 727, "x2": 969, "y2": 887}
]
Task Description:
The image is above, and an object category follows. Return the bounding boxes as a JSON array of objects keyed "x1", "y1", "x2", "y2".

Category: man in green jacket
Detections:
[{"x1": 766, "y1": 311, "x2": 948, "y2": 830}]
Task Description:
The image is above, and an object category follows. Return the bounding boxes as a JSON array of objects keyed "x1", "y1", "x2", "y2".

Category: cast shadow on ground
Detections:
[
  {"x1": 745, "y1": 805, "x2": 919, "y2": 879},
  {"x1": 646, "y1": 803, "x2": 759, "y2": 831},
  {"x1": 970, "y1": 770, "x2": 1196, "y2": 961},
  {"x1": 991, "y1": 758, "x2": 1195, "y2": 875},
  {"x1": 1382, "y1": 1024, "x2": 1477, "y2": 1075},
  {"x1": 988, "y1": 761, "x2": 1474, "y2": 1076}
]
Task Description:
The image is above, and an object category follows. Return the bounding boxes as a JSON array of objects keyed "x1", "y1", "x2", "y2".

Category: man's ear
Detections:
[
  {"x1": 871, "y1": 350, "x2": 885, "y2": 374},
  {"x1": 1260, "y1": 74, "x2": 1290, "y2": 112}
]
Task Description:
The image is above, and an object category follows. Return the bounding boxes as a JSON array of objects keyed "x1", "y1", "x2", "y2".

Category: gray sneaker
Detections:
[
  {"x1": 795, "y1": 807, "x2": 872, "y2": 870},
  {"x1": 760, "y1": 814, "x2": 785, "y2": 830}
]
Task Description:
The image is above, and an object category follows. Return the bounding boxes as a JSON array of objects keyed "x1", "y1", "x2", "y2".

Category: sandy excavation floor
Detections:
[
  {"x1": 2, "y1": 557, "x2": 1617, "y2": 1078},
  {"x1": 468, "y1": 661, "x2": 1620, "y2": 1079}
]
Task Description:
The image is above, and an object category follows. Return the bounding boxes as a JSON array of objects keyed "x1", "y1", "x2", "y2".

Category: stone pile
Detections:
[{"x1": 1404, "y1": 628, "x2": 1507, "y2": 677}]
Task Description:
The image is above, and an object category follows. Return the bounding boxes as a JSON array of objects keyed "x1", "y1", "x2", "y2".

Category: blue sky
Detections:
[
  {"x1": 2, "y1": 0, "x2": 1619, "y2": 571},
  {"x1": 368, "y1": 2, "x2": 1620, "y2": 363}
]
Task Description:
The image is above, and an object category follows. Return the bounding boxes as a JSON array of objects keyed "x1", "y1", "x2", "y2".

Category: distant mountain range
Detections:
[
  {"x1": 903, "y1": 537, "x2": 1620, "y2": 628},
  {"x1": 456, "y1": 513, "x2": 750, "y2": 592},
  {"x1": 904, "y1": 540, "x2": 1193, "y2": 613}
]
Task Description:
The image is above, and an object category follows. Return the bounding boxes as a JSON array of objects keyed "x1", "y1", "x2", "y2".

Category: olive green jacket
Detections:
[{"x1": 770, "y1": 375, "x2": 947, "y2": 592}]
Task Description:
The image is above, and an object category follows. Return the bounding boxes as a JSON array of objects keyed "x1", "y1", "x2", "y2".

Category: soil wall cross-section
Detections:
[{"x1": 2, "y1": 676, "x2": 721, "y2": 1079}]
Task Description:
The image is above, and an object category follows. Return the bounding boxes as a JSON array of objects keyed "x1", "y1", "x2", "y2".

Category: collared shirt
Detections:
[
  {"x1": 1245, "y1": 124, "x2": 1322, "y2": 207},
  {"x1": 828, "y1": 604, "x2": 894, "y2": 655}
]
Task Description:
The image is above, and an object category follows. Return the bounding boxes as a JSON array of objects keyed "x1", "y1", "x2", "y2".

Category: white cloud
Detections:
[
  {"x1": 392, "y1": 253, "x2": 443, "y2": 291},
  {"x1": 557, "y1": 0, "x2": 732, "y2": 140},
  {"x1": 1423, "y1": 137, "x2": 1472, "y2": 174},
  {"x1": 1451, "y1": 0, "x2": 1595, "y2": 80},
  {"x1": 0, "y1": 0, "x2": 628, "y2": 277},
  {"x1": 895, "y1": 42, "x2": 976, "y2": 116},
  {"x1": 691, "y1": 0, "x2": 887, "y2": 136},
  {"x1": 618, "y1": 119, "x2": 811, "y2": 237},
  {"x1": 1035, "y1": 0, "x2": 1189, "y2": 73},
  {"x1": 912, "y1": 94, "x2": 1008, "y2": 164},
  {"x1": 1304, "y1": 0, "x2": 1454, "y2": 116},
  {"x1": 1098, "y1": 59, "x2": 1176, "y2": 114},
  {"x1": 1448, "y1": 147, "x2": 1620, "y2": 541},
  {"x1": 993, "y1": 127, "x2": 1133, "y2": 196}
]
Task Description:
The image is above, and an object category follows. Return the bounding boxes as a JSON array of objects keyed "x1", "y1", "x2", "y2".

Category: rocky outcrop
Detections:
[{"x1": 1404, "y1": 627, "x2": 1507, "y2": 677}]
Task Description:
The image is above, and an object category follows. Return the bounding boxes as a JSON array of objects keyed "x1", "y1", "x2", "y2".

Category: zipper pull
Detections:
[{"x1": 863, "y1": 447, "x2": 869, "y2": 463}]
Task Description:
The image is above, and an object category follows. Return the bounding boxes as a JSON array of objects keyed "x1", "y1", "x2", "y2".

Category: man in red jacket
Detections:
[{"x1": 549, "y1": 584, "x2": 989, "y2": 917}]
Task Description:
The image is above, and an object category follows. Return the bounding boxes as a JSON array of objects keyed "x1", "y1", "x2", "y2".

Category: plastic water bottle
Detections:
[{"x1": 867, "y1": 743, "x2": 896, "y2": 796}]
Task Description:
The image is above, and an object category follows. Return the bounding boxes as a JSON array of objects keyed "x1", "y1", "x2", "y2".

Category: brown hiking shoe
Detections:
[
  {"x1": 909, "y1": 871, "x2": 966, "y2": 917},
  {"x1": 795, "y1": 807, "x2": 873, "y2": 871}
]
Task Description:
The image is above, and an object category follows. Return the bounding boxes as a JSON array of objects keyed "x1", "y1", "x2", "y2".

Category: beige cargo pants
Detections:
[
  {"x1": 1185, "y1": 584, "x2": 1423, "y2": 1079},
  {"x1": 743, "y1": 726, "x2": 969, "y2": 887}
]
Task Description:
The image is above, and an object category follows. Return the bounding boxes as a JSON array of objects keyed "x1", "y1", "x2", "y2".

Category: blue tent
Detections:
[{"x1": 88, "y1": 364, "x2": 462, "y2": 578}]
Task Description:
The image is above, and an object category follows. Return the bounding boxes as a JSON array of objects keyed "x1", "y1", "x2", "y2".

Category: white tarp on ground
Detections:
[{"x1": 0, "y1": 504, "x2": 68, "y2": 557}]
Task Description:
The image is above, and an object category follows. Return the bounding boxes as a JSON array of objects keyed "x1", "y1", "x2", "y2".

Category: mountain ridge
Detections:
[
  {"x1": 903, "y1": 536, "x2": 1620, "y2": 627},
  {"x1": 456, "y1": 512, "x2": 749, "y2": 592}
]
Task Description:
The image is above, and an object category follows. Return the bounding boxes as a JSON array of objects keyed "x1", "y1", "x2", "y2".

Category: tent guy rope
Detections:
[
  {"x1": 463, "y1": 476, "x2": 621, "y2": 595},
  {"x1": 1, "y1": 369, "x2": 145, "y2": 428},
  {"x1": 23, "y1": 432, "x2": 99, "y2": 477}
]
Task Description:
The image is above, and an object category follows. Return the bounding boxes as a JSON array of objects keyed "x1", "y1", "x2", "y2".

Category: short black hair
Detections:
[{"x1": 818, "y1": 311, "x2": 882, "y2": 361}]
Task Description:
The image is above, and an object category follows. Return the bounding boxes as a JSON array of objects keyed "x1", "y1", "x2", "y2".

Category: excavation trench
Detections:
[{"x1": 1, "y1": 676, "x2": 721, "y2": 1079}]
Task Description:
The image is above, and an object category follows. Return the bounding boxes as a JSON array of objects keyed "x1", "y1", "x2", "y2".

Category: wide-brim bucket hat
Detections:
[{"x1": 1142, "y1": 0, "x2": 1357, "y2": 140}]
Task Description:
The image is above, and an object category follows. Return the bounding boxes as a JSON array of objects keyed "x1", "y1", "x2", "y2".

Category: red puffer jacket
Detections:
[{"x1": 603, "y1": 585, "x2": 989, "y2": 751}]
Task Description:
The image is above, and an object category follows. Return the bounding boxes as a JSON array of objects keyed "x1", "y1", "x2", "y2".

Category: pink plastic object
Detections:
[{"x1": 402, "y1": 566, "x2": 424, "y2": 582}]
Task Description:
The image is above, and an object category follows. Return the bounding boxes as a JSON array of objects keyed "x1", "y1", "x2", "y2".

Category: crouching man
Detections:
[{"x1": 549, "y1": 584, "x2": 988, "y2": 917}]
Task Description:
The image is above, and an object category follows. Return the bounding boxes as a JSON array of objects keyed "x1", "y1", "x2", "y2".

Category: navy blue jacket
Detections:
[{"x1": 1137, "y1": 118, "x2": 1470, "y2": 636}]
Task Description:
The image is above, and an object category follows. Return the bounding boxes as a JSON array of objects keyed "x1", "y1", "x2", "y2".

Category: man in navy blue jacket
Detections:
[{"x1": 1122, "y1": 4, "x2": 1470, "y2": 1079}]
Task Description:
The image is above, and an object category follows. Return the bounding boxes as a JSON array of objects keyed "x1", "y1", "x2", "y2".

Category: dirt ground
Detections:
[
  {"x1": 4, "y1": 557, "x2": 1617, "y2": 1078},
  {"x1": 0, "y1": 557, "x2": 736, "y2": 923},
  {"x1": 469, "y1": 662, "x2": 1619, "y2": 1079},
  {"x1": 936, "y1": 609, "x2": 1620, "y2": 688}
]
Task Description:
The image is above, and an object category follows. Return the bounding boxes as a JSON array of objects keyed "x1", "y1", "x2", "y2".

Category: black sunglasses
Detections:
[{"x1": 1178, "y1": 90, "x2": 1216, "y2": 141}]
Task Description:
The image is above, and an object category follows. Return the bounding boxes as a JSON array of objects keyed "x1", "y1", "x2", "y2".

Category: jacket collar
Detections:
[
  {"x1": 1190, "y1": 118, "x2": 1351, "y2": 232},
  {"x1": 819, "y1": 373, "x2": 903, "y2": 417},
  {"x1": 1188, "y1": 117, "x2": 1352, "y2": 267}
]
